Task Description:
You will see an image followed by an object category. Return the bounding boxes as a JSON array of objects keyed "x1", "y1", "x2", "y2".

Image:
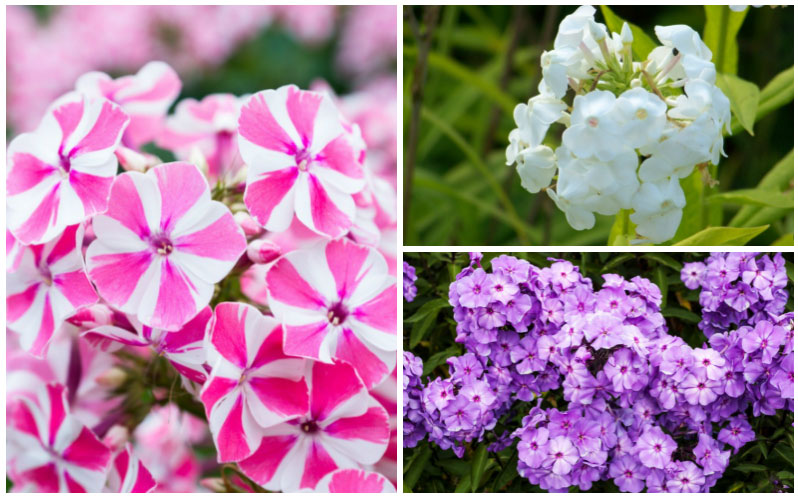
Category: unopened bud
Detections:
[
  {"x1": 621, "y1": 22, "x2": 633, "y2": 44},
  {"x1": 102, "y1": 425, "x2": 129, "y2": 451},
  {"x1": 233, "y1": 211, "x2": 263, "y2": 237},
  {"x1": 247, "y1": 239, "x2": 282, "y2": 265},
  {"x1": 67, "y1": 304, "x2": 114, "y2": 329},
  {"x1": 200, "y1": 478, "x2": 227, "y2": 493},
  {"x1": 115, "y1": 146, "x2": 161, "y2": 173},
  {"x1": 589, "y1": 20, "x2": 606, "y2": 41},
  {"x1": 96, "y1": 367, "x2": 127, "y2": 389}
]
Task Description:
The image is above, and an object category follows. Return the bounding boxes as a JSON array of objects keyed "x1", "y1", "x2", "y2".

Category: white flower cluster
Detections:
[{"x1": 506, "y1": 5, "x2": 731, "y2": 243}]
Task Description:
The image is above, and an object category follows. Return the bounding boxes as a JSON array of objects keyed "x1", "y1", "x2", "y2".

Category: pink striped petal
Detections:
[
  {"x1": 316, "y1": 469, "x2": 396, "y2": 493},
  {"x1": 214, "y1": 395, "x2": 254, "y2": 462},
  {"x1": 299, "y1": 440, "x2": 338, "y2": 490},
  {"x1": 266, "y1": 257, "x2": 328, "y2": 311},
  {"x1": 62, "y1": 426, "x2": 111, "y2": 472},
  {"x1": 53, "y1": 99, "x2": 85, "y2": 142},
  {"x1": 52, "y1": 270, "x2": 98, "y2": 308},
  {"x1": 325, "y1": 237, "x2": 371, "y2": 300},
  {"x1": 352, "y1": 284, "x2": 397, "y2": 334},
  {"x1": 150, "y1": 259, "x2": 201, "y2": 331},
  {"x1": 310, "y1": 361, "x2": 364, "y2": 422},
  {"x1": 209, "y1": 302, "x2": 249, "y2": 368},
  {"x1": 335, "y1": 327, "x2": 392, "y2": 389},
  {"x1": 295, "y1": 173, "x2": 354, "y2": 238},
  {"x1": 71, "y1": 100, "x2": 129, "y2": 156},
  {"x1": 82, "y1": 325, "x2": 149, "y2": 350},
  {"x1": 317, "y1": 134, "x2": 365, "y2": 186},
  {"x1": 152, "y1": 161, "x2": 208, "y2": 233},
  {"x1": 11, "y1": 182, "x2": 61, "y2": 245},
  {"x1": 239, "y1": 91, "x2": 296, "y2": 155},
  {"x1": 87, "y1": 250, "x2": 154, "y2": 308},
  {"x1": 200, "y1": 377, "x2": 238, "y2": 417},
  {"x1": 248, "y1": 377, "x2": 309, "y2": 420},
  {"x1": 6, "y1": 153, "x2": 56, "y2": 196},
  {"x1": 243, "y1": 167, "x2": 299, "y2": 231},
  {"x1": 286, "y1": 86, "x2": 322, "y2": 148},
  {"x1": 68, "y1": 171, "x2": 113, "y2": 218},
  {"x1": 102, "y1": 173, "x2": 153, "y2": 239},
  {"x1": 283, "y1": 321, "x2": 331, "y2": 360},
  {"x1": 238, "y1": 435, "x2": 298, "y2": 486},
  {"x1": 173, "y1": 208, "x2": 247, "y2": 262},
  {"x1": 108, "y1": 445, "x2": 157, "y2": 493},
  {"x1": 324, "y1": 406, "x2": 390, "y2": 443}
]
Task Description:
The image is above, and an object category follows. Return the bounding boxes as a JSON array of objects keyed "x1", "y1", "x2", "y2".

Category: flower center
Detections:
[
  {"x1": 554, "y1": 452, "x2": 563, "y2": 459},
  {"x1": 295, "y1": 148, "x2": 312, "y2": 171},
  {"x1": 587, "y1": 116, "x2": 599, "y2": 128},
  {"x1": 635, "y1": 108, "x2": 648, "y2": 120},
  {"x1": 326, "y1": 301, "x2": 348, "y2": 326},
  {"x1": 301, "y1": 420, "x2": 319, "y2": 434},
  {"x1": 39, "y1": 265, "x2": 53, "y2": 286},
  {"x1": 654, "y1": 444, "x2": 661, "y2": 452},
  {"x1": 150, "y1": 234, "x2": 174, "y2": 256},
  {"x1": 702, "y1": 359, "x2": 711, "y2": 366}
]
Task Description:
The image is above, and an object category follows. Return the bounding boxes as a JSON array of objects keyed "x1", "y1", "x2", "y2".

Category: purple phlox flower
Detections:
[
  {"x1": 609, "y1": 454, "x2": 649, "y2": 492},
  {"x1": 724, "y1": 281, "x2": 756, "y2": 312},
  {"x1": 490, "y1": 330, "x2": 519, "y2": 367},
  {"x1": 646, "y1": 468, "x2": 667, "y2": 492},
  {"x1": 554, "y1": 319, "x2": 585, "y2": 348},
  {"x1": 681, "y1": 261, "x2": 706, "y2": 290},
  {"x1": 692, "y1": 347, "x2": 727, "y2": 380},
  {"x1": 477, "y1": 302, "x2": 507, "y2": 329},
  {"x1": 487, "y1": 272, "x2": 518, "y2": 305},
  {"x1": 621, "y1": 325, "x2": 649, "y2": 357},
  {"x1": 403, "y1": 261, "x2": 418, "y2": 302},
  {"x1": 725, "y1": 252, "x2": 758, "y2": 273},
  {"x1": 563, "y1": 373, "x2": 597, "y2": 406},
  {"x1": 545, "y1": 435, "x2": 579, "y2": 475},
  {"x1": 460, "y1": 379, "x2": 496, "y2": 411},
  {"x1": 584, "y1": 312, "x2": 624, "y2": 350},
  {"x1": 666, "y1": 461, "x2": 706, "y2": 492},
  {"x1": 573, "y1": 460, "x2": 603, "y2": 490},
  {"x1": 562, "y1": 286, "x2": 596, "y2": 316},
  {"x1": 549, "y1": 260, "x2": 579, "y2": 290},
  {"x1": 540, "y1": 297, "x2": 564, "y2": 324},
  {"x1": 649, "y1": 335, "x2": 684, "y2": 367},
  {"x1": 741, "y1": 257, "x2": 774, "y2": 298},
  {"x1": 490, "y1": 254, "x2": 530, "y2": 284},
  {"x1": 448, "y1": 353, "x2": 484, "y2": 383},
  {"x1": 595, "y1": 411, "x2": 619, "y2": 448},
  {"x1": 602, "y1": 273, "x2": 626, "y2": 288},
  {"x1": 442, "y1": 395, "x2": 481, "y2": 432},
  {"x1": 468, "y1": 252, "x2": 483, "y2": 267},
  {"x1": 536, "y1": 335, "x2": 558, "y2": 363},
  {"x1": 705, "y1": 257, "x2": 740, "y2": 288},
  {"x1": 634, "y1": 426, "x2": 677, "y2": 469},
  {"x1": 518, "y1": 427, "x2": 549, "y2": 469},
  {"x1": 596, "y1": 287, "x2": 632, "y2": 315},
  {"x1": 770, "y1": 352, "x2": 794, "y2": 399},
  {"x1": 719, "y1": 367, "x2": 746, "y2": 398},
  {"x1": 741, "y1": 321, "x2": 786, "y2": 364},
  {"x1": 693, "y1": 434, "x2": 730, "y2": 475},
  {"x1": 456, "y1": 268, "x2": 491, "y2": 308},
  {"x1": 503, "y1": 293, "x2": 532, "y2": 325},
  {"x1": 472, "y1": 326, "x2": 498, "y2": 345},
  {"x1": 660, "y1": 343, "x2": 695, "y2": 382},
  {"x1": 510, "y1": 336, "x2": 546, "y2": 375},
  {"x1": 717, "y1": 415, "x2": 755, "y2": 452},
  {"x1": 548, "y1": 409, "x2": 580, "y2": 438},
  {"x1": 631, "y1": 275, "x2": 662, "y2": 306},
  {"x1": 681, "y1": 371, "x2": 721, "y2": 406},
  {"x1": 512, "y1": 372, "x2": 538, "y2": 401},
  {"x1": 571, "y1": 418, "x2": 601, "y2": 457},
  {"x1": 604, "y1": 347, "x2": 646, "y2": 392},
  {"x1": 425, "y1": 377, "x2": 455, "y2": 411},
  {"x1": 632, "y1": 397, "x2": 659, "y2": 426}
]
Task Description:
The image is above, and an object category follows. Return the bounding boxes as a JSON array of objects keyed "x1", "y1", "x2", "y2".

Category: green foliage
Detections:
[
  {"x1": 404, "y1": 6, "x2": 794, "y2": 245},
  {"x1": 403, "y1": 252, "x2": 795, "y2": 492}
]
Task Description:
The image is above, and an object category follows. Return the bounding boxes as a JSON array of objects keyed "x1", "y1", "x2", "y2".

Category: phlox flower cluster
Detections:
[
  {"x1": 403, "y1": 253, "x2": 793, "y2": 492},
  {"x1": 8, "y1": 5, "x2": 396, "y2": 133},
  {"x1": 404, "y1": 261, "x2": 418, "y2": 302},
  {"x1": 7, "y1": 56, "x2": 397, "y2": 492},
  {"x1": 506, "y1": 6, "x2": 731, "y2": 243}
]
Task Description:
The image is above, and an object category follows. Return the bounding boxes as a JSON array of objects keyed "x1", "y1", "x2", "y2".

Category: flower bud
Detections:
[
  {"x1": 589, "y1": 20, "x2": 606, "y2": 41},
  {"x1": 115, "y1": 146, "x2": 161, "y2": 173},
  {"x1": 621, "y1": 22, "x2": 633, "y2": 44},
  {"x1": 67, "y1": 303, "x2": 114, "y2": 329},
  {"x1": 247, "y1": 239, "x2": 282, "y2": 264},
  {"x1": 96, "y1": 367, "x2": 128, "y2": 389},
  {"x1": 233, "y1": 211, "x2": 263, "y2": 237},
  {"x1": 102, "y1": 425, "x2": 130, "y2": 451}
]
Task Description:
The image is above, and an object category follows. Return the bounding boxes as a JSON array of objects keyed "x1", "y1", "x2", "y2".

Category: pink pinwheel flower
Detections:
[
  {"x1": 7, "y1": 92, "x2": 129, "y2": 245},
  {"x1": 238, "y1": 85, "x2": 366, "y2": 238},
  {"x1": 315, "y1": 468, "x2": 396, "y2": 493},
  {"x1": 158, "y1": 93, "x2": 246, "y2": 184},
  {"x1": 82, "y1": 306, "x2": 212, "y2": 384},
  {"x1": 266, "y1": 238, "x2": 397, "y2": 389},
  {"x1": 7, "y1": 383, "x2": 112, "y2": 492},
  {"x1": 7, "y1": 225, "x2": 98, "y2": 357},
  {"x1": 86, "y1": 162, "x2": 247, "y2": 331},
  {"x1": 200, "y1": 302, "x2": 309, "y2": 462},
  {"x1": 105, "y1": 444, "x2": 157, "y2": 493},
  {"x1": 76, "y1": 61, "x2": 181, "y2": 148},
  {"x1": 238, "y1": 361, "x2": 390, "y2": 492}
]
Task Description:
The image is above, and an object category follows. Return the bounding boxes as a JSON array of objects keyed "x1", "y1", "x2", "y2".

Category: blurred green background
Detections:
[{"x1": 403, "y1": 6, "x2": 794, "y2": 246}]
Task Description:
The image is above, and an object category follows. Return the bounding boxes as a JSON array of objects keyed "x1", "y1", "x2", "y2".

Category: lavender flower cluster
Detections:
[{"x1": 403, "y1": 253, "x2": 794, "y2": 492}]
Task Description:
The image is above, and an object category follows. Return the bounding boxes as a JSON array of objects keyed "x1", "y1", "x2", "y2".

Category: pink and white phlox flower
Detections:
[
  {"x1": 7, "y1": 224, "x2": 98, "y2": 357},
  {"x1": 7, "y1": 92, "x2": 129, "y2": 244},
  {"x1": 238, "y1": 360, "x2": 391, "y2": 492},
  {"x1": 315, "y1": 468, "x2": 396, "y2": 493},
  {"x1": 7, "y1": 383, "x2": 112, "y2": 492},
  {"x1": 76, "y1": 61, "x2": 181, "y2": 148},
  {"x1": 86, "y1": 162, "x2": 247, "y2": 331},
  {"x1": 266, "y1": 238, "x2": 397, "y2": 389},
  {"x1": 200, "y1": 302, "x2": 309, "y2": 462},
  {"x1": 105, "y1": 444, "x2": 157, "y2": 493},
  {"x1": 238, "y1": 85, "x2": 366, "y2": 238}
]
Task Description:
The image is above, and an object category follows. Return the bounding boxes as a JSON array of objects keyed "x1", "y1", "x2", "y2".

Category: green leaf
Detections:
[
  {"x1": 405, "y1": 299, "x2": 450, "y2": 323},
  {"x1": 601, "y1": 253, "x2": 635, "y2": 273},
  {"x1": 730, "y1": 66, "x2": 793, "y2": 135},
  {"x1": 777, "y1": 471, "x2": 794, "y2": 481},
  {"x1": 471, "y1": 444, "x2": 489, "y2": 492},
  {"x1": 403, "y1": 483, "x2": 413, "y2": 493},
  {"x1": 716, "y1": 73, "x2": 760, "y2": 136},
  {"x1": 673, "y1": 225, "x2": 769, "y2": 246},
  {"x1": 492, "y1": 453, "x2": 519, "y2": 491},
  {"x1": 599, "y1": 6, "x2": 658, "y2": 60},
  {"x1": 673, "y1": 168, "x2": 709, "y2": 242},
  {"x1": 655, "y1": 267, "x2": 668, "y2": 308},
  {"x1": 404, "y1": 445, "x2": 432, "y2": 489},
  {"x1": 437, "y1": 458, "x2": 472, "y2": 477},
  {"x1": 423, "y1": 346, "x2": 462, "y2": 376},
  {"x1": 757, "y1": 439, "x2": 769, "y2": 458},
  {"x1": 733, "y1": 463, "x2": 768, "y2": 473},
  {"x1": 773, "y1": 443, "x2": 794, "y2": 466},
  {"x1": 643, "y1": 254, "x2": 684, "y2": 272},
  {"x1": 608, "y1": 209, "x2": 636, "y2": 245},
  {"x1": 661, "y1": 307, "x2": 701, "y2": 324},
  {"x1": 454, "y1": 474, "x2": 471, "y2": 493},
  {"x1": 730, "y1": 150, "x2": 794, "y2": 228},
  {"x1": 708, "y1": 188, "x2": 793, "y2": 209},
  {"x1": 407, "y1": 299, "x2": 450, "y2": 348},
  {"x1": 727, "y1": 481, "x2": 744, "y2": 492},
  {"x1": 772, "y1": 233, "x2": 794, "y2": 246},
  {"x1": 703, "y1": 6, "x2": 747, "y2": 75}
]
